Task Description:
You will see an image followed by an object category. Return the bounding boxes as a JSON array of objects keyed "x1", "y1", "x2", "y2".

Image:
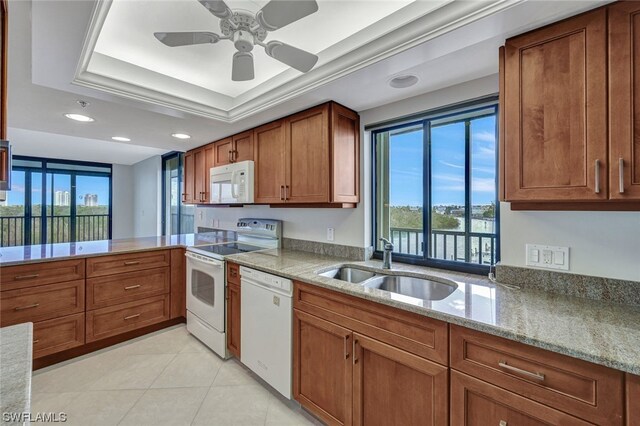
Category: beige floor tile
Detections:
[
  {"x1": 150, "y1": 352, "x2": 223, "y2": 389},
  {"x1": 111, "y1": 326, "x2": 193, "y2": 356},
  {"x1": 31, "y1": 351, "x2": 125, "y2": 393},
  {"x1": 118, "y1": 387, "x2": 208, "y2": 426},
  {"x1": 30, "y1": 392, "x2": 81, "y2": 420},
  {"x1": 265, "y1": 395, "x2": 319, "y2": 426},
  {"x1": 89, "y1": 354, "x2": 176, "y2": 390},
  {"x1": 179, "y1": 334, "x2": 214, "y2": 354},
  {"x1": 211, "y1": 359, "x2": 260, "y2": 387},
  {"x1": 192, "y1": 384, "x2": 271, "y2": 426},
  {"x1": 62, "y1": 389, "x2": 144, "y2": 426}
]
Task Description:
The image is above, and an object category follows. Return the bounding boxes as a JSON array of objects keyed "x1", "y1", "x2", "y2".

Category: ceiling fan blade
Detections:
[
  {"x1": 265, "y1": 41, "x2": 318, "y2": 73},
  {"x1": 154, "y1": 32, "x2": 220, "y2": 47},
  {"x1": 232, "y1": 52, "x2": 255, "y2": 81},
  {"x1": 198, "y1": 0, "x2": 233, "y2": 20},
  {"x1": 256, "y1": 0, "x2": 318, "y2": 31}
]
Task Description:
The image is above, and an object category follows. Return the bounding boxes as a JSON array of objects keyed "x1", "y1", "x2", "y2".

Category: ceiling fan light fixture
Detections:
[
  {"x1": 232, "y1": 51, "x2": 255, "y2": 81},
  {"x1": 389, "y1": 74, "x2": 419, "y2": 89}
]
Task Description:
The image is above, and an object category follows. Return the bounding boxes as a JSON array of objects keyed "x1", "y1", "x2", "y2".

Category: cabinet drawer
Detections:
[
  {"x1": 87, "y1": 267, "x2": 170, "y2": 309},
  {"x1": 33, "y1": 313, "x2": 85, "y2": 358},
  {"x1": 450, "y1": 325, "x2": 623, "y2": 425},
  {"x1": 0, "y1": 259, "x2": 85, "y2": 291},
  {"x1": 294, "y1": 281, "x2": 448, "y2": 365},
  {"x1": 227, "y1": 262, "x2": 240, "y2": 285},
  {"x1": 450, "y1": 370, "x2": 593, "y2": 426},
  {"x1": 0, "y1": 280, "x2": 84, "y2": 326},
  {"x1": 86, "y1": 250, "x2": 170, "y2": 278},
  {"x1": 86, "y1": 295, "x2": 170, "y2": 342}
]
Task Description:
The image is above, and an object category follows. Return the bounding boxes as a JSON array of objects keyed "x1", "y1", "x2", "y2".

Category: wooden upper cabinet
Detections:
[
  {"x1": 193, "y1": 148, "x2": 207, "y2": 203},
  {"x1": 331, "y1": 103, "x2": 360, "y2": 203},
  {"x1": 254, "y1": 120, "x2": 286, "y2": 203},
  {"x1": 203, "y1": 144, "x2": 214, "y2": 203},
  {"x1": 609, "y1": 1, "x2": 640, "y2": 200},
  {"x1": 232, "y1": 130, "x2": 253, "y2": 163},
  {"x1": 503, "y1": 8, "x2": 608, "y2": 202},
  {"x1": 213, "y1": 137, "x2": 232, "y2": 167},
  {"x1": 183, "y1": 151, "x2": 195, "y2": 204},
  {"x1": 285, "y1": 104, "x2": 330, "y2": 203}
]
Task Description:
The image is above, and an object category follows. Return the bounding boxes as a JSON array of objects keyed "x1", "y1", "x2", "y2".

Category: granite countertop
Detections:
[
  {"x1": 225, "y1": 249, "x2": 640, "y2": 375},
  {"x1": 0, "y1": 233, "x2": 231, "y2": 266},
  {"x1": 0, "y1": 323, "x2": 33, "y2": 425}
]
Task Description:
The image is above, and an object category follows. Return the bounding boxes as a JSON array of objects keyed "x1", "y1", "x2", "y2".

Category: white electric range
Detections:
[{"x1": 185, "y1": 219, "x2": 282, "y2": 358}]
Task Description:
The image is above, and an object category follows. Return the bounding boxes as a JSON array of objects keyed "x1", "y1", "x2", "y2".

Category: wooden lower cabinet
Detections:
[
  {"x1": 226, "y1": 282, "x2": 241, "y2": 358},
  {"x1": 352, "y1": 333, "x2": 448, "y2": 426},
  {"x1": 628, "y1": 374, "x2": 640, "y2": 426},
  {"x1": 33, "y1": 313, "x2": 85, "y2": 358},
  {"x1": 170, "y1": 248, "x2": 186, "y2": 319},
  {"x1": 294, "y1": 309, "x2": 353, "y2": 426},
  {"x1": 451, "y1": 371, "x2": 592, "y2": 425}
]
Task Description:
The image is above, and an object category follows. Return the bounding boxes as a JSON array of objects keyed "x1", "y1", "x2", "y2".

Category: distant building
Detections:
[
  {"x1": 83, "y1": 194, "x2": 98, "y2": 207},
  {"x1": 54, "y1": 190, "x2": 70, "y2": 206}
]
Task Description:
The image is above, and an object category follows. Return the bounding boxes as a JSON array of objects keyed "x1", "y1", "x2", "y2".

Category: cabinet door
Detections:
[
  {"x1": 331, "y1": 103, "x2": 360, "y2": 203},
  {"x1": 609, "y1": 1, "x2": 640, "y2": 200},
  {"x1": 285, "y1": 105, "x2": 330, "y2": 203},
  {"x1": 203, "y1": 144, "x2": 214, "y2": 203},
  {"x1": 504, "y1": 9, "x2": 607, "y2": 201},
  {"x1": 183, "y1": 151, "x2": 195, "y2": 204},
  {"x1": 294, "y1": 309, "x2": 352, "y2": 426},
  {"x1": 232, "y1": 130, "x2": 253, "y2": 163},
  {"x1": 226, "y1": 282, "x2": 240, "y2": 358},
  {"x1": 254, "y1": 120, "x2": 286, "y2": 203},
  {"x1": 627, "y1": 374, "x2": 640, "y2": 426},
  {"x1": 352, "y1": 334, "x2": 448, "y2": 426},
  {"x1": 450, "y1": 371, "x2": 592, "y2": 426},
  {"x1": 193, "y1": 148, "x2": 206, "y2": 203},
  {"x1": 213, "y1": 137, "x2": 232, "y2": 167}
]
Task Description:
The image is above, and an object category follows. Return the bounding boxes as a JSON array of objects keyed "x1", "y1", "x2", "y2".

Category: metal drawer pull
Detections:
[
  {"x1": 344, "y1": 335, "x2": 350, "y2": 360},
  {"x1": 14, "y1": 274, "x2": 39, "y2": 280},
  {"x1": 619, "y1": 158, "x2": 625, "y2": 193},
  {"x1": 124, "y1": 285, "x2": 141, "y2": 290},
  {"x1": 124, "y1": 314, "x2": 141, "y2": 320},
  {"x1": 15, "y1": 303, "x2": 40, "y2": 311},
  {"x1": 353, "y1": 339, "x2": 359, "y2": 364},
  {"x1": 499, "y1": 421, "x2": 507, "y2": 426},
  {"x1": 280, "y1": 185, "x2": 284, "y2": 201},
  {"x1": 124, "y1": 261, "x2": 140, "y2": 266},
  {"x1": 498, "y1": 361, "x2": 545, "y2": 381},
  {"x1": 284, "y1": 185, "x2": 289, "y2": 201},
  {"x1": 594, "y1": 159, "x2": 601, "y2": 193},
  {"x1": 33, "y1": 339, "x2": 40, "y2": 344}
]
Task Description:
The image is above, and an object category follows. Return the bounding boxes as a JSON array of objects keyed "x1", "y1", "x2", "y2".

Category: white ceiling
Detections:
[{"x1": 8, "y1": 0, "x2": 611, "y2": 165}]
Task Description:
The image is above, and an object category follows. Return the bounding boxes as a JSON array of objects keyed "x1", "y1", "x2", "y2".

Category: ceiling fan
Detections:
[{"x1": 154, "y1": 0, "x2": 320, "y2": 81}]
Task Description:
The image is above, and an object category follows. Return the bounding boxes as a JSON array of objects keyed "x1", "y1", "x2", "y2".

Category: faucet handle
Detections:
[{"x1": 379, "y1": 237, "x2": 394, "y2": 249}]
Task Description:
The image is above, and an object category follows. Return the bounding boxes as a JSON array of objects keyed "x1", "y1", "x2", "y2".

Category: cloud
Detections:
[
  {"x1": 439, "y1": 160, "x2": 464, "y2": 169},
  {"x1": 473, "y1": 131, "x2": 495, "y2": 143},
  {"x1": 472, "y1": 177, "x2": 497, "y2": 193},
  {"x1": 433, "y1": 174, "x2": 464, "y2": 183},
  {"x1": 390, "y1": 168, "x2": 422, "y2": 178}
]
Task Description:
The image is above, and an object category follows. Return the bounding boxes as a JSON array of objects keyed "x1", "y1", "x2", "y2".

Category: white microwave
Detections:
[{"x1": 210, "y1": 160, "x2": 254, "y2": 204}]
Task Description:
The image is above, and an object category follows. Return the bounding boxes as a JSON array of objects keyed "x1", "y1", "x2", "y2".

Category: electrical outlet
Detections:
[
  {"x1": 327, "y1": 228, "x2": 335, "y2": 242},
  {"x1": 526, "y1": 244, "x2": 569, "y2": 270}
]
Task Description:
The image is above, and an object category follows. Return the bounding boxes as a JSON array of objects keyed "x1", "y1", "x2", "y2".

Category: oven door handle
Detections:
[{"x1": 185, "y1": 251, "x2": 225, "y2": 267}]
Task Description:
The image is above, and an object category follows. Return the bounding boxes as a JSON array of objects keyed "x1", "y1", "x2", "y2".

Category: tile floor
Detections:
[{"x1": 31, "y1": 325, "x2": 321, "y2": 425}]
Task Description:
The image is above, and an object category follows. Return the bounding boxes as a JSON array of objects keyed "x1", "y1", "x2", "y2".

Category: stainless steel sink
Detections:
[
  {"x1": 318, "y1": 267, "x2": 377, "y2": 283},
  {"x1": 363, "y1": 275, "x2": 458, "y2": 301}
]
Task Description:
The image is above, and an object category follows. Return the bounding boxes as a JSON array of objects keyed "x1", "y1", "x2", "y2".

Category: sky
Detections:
[
  {"x1": 3, "y1": 172, "x2": 110, "y2": 207},
  {"x1": 388, "y1": 114, "x2": 497, "y2": 206}
]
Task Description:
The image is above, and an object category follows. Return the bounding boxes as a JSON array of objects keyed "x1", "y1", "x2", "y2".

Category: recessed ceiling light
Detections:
[
  {"x1": 172, "y1": 133, "x2": 191, "y2": 140},
  {"x1": 111, "y1": 136, "x2": 131, "y2": 142},
  {"x1": 389, "y1": 74, "x2": 419, "y2": 89},
  {"x1": 64, "y1": 113, "x2": 95, "y2": 122}
]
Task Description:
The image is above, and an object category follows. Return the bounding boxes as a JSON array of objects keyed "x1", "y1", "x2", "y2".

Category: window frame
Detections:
[
  {"x1": 370, "y1": 96, "x2": 500, "y2": 275},
  {"x1": 4, "y1": 155, "x2": 113, "y2": 246}
]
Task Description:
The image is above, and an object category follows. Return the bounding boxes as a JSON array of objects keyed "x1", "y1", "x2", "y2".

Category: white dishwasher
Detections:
[{"x1": 240, "y1": 266, "x2": 293, "y2": 399}]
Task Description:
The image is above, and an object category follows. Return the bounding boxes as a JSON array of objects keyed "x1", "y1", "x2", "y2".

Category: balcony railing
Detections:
[
  {"x1": 0, "y1": 214, "x2": 109, "y2": 247},
  {"x1": 389, "y1": 227, "x2": 497, "y2": 265}
]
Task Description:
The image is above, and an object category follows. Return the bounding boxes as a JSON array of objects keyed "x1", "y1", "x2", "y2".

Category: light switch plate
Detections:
[
  {"x1": 327, "y1": 228, "x2": 335, "y2": 241},
  {"x1": 525, "y1": 244, "x2": 569, "y2": 270}
]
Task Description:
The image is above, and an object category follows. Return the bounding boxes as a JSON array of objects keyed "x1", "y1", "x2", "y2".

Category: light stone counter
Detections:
[
  {"x1": 225, "y1": 249, "x2": 640, "y2": 375},
  {"x1": 1, "y1": 323, "x2": 33, "y2": 425}
]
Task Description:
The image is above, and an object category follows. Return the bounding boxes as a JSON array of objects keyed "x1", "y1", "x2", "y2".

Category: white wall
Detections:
[
  {"x1": 132, "y1": 156, "x2": 162, "y2": 238},
  {"x1": 111, "y1": 164, "x2": 134, "y2": 239}
]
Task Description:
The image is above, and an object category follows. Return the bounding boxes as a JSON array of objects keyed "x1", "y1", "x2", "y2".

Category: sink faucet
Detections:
[{"x1": 380, "y1": 237, "x2": 394, "y2": 269}]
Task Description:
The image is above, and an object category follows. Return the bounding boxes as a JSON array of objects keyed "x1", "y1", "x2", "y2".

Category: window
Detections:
[
  {"x1": 162, "y1": 152, "x2": 194, "y2": 236},
  {"x1": 372, "y1": 99, "x2": 499, "y2": 274},
  {"x1": 0, "y1": 156, "x2": 112, "y2": 247}
]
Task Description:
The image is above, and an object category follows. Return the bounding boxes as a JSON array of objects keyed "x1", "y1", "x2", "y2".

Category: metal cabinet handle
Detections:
[
  {"x1": 353, "y1": 339, "x2": 359, "y2": 364},
  {"x1": 228, "y1": 151, "x2": 232, "y2": 163},
  {"x1": 15, "y1": 303, "x2": 39, "y2": 311},
  {"x1": 280, "y1": 185, "x2": 284, "y2": 201},
  {"x1": 284, "y1": 185, "x2": 289, "y2": 201},
  {"x1": 499, "y1": 421, "x2": 507, "y2": 426},
  {"x1": 124, "y1": 261, "x2": 140, "y2": 266},
  {"x1": 233, "y1": 150, "x2": 238, "y2": 162},
  {"x1": 498, "y1": 361, "x2": 545, "y2": 381},
  {"x1": 594, "y1": 159, "x2": 601, "y2": 193},
  {"x1": 182, "y1": 193, "x2": 188, "y2": 201},
  {"x1": 124, "y1": 313, "x2": 141, "y2": 320},
  {"x1": 344, "y1": 335, "x2": 350, "y2": 360},
  {"x1": 619, "y1": 158, "x2": 625, "y2": 194},
  {"x1": 14, "y1": 274, "x2": 39, "y2": 280},
  {"x1": 124, "y1": 285, "x2": 141, "y2": 290},
  {"x1": 33, "y1": 339, "x2": 40, "y2": 344}
]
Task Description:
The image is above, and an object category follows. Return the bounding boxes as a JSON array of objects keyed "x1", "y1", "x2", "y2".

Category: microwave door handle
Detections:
[{"x1": 230, "y1": 170, "x2": 239, "y2": 199}]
